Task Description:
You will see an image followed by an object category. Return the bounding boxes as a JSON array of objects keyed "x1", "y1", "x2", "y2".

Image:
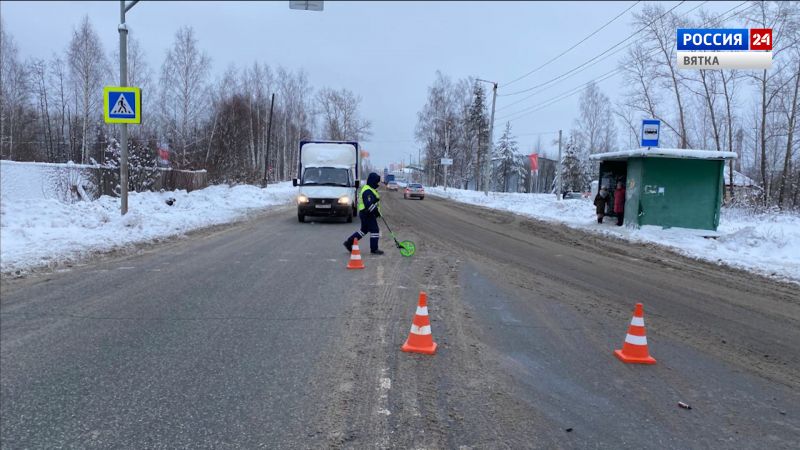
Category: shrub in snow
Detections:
[
  {"x1": 51, "y1": 163, "x2": 98, "y2": 203},
  {"x1": 103, "y1": 138, "x2": 160, "y2": 196}
]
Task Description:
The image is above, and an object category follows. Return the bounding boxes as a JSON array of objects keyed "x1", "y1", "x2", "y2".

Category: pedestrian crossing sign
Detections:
[{"x1": 103, "y1": 86, "x2": 141, "y2": 124}]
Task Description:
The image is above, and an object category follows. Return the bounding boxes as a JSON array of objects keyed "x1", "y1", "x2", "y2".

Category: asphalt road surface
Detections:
[{"x1": 2, "y1": 190, "x2": 798, "y2": 448}]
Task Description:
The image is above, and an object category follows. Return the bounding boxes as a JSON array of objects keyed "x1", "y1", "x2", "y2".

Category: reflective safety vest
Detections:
[{"x1": 357, "y1": 184, "x2": 381, "y2": 214}]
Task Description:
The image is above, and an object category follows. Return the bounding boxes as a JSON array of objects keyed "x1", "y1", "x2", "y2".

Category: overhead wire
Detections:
[
  {"x1": 495, "y1": 0, "x2": 717, "y2": 114},
  {"x1": 514, "y1": 130, "x2": 561, "y2": 138},
  {"x1": 497, "y1": 69, "x2": 624, "y2": 125},
  {"x1": 498, "y1": 0, "x2": 688, "y2": 98},
  {"x1": 501, "y1": 1, "x2": 642, "y2": 87},
  {"x1": 496, "y1": 0, "x2": 752, "y2": 125}
]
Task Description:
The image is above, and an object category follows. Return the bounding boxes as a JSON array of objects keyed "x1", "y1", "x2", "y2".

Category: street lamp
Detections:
[
  {"x1": 476, "y1": 78, "x2": 497, "y2": 196},
  {"x1": 432, "y1": 117, "x2": 450, "y2": 191}
]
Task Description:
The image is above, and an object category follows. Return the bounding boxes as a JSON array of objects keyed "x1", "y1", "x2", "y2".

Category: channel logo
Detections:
[{"x1": 677, "y1": 28, "x2": 772, "y2": 70}]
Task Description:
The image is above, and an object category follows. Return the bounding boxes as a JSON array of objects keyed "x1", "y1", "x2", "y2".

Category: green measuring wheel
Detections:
[{"x1": 397, "y1": 240, "x2": 416, "y2": 257}]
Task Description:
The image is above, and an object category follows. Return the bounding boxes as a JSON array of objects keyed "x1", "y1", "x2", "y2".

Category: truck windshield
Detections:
[{"x1": 302, "y1": 167, "x2": 350, "y2": 187}]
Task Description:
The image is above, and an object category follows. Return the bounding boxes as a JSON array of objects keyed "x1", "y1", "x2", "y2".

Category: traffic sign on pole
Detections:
[
  {"x1": 104, "y1": 86, "x2": 141, "y2": 124},
  {"x1": 440, "y1": 158, "x2": 453, "y2": 166},
  {"x1": 641, "y1": 119, "x2": 660, "y2": 148}
]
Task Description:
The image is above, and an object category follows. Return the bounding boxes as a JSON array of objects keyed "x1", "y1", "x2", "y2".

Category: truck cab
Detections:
[{"x1": 293, "y1": 141, "x2": 360, "y2": 223}]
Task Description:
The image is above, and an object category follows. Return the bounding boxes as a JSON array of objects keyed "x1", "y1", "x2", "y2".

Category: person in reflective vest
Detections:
[{"x1": 344, "y1": 172, "x2": 383, "y2": 255}]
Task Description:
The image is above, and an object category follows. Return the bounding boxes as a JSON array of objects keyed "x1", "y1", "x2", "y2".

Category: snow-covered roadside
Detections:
[
  {"x1": 426, "y1": 186, "x2": 800, "y2": 283},
  {"x1": 1, "y1": 183, "x2": 297, "y2": 275}
]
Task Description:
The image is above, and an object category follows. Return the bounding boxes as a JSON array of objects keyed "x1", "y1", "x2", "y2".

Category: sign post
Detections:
[
  {"x1": 441, "y1": 157, "x2": 453, "y2": 191},
  {"x1": 104, "y1": 84, "x2": 141, "y2": 216},
  {"x1": 641, "y1": 119, "x2": 660, "y2": 148}
]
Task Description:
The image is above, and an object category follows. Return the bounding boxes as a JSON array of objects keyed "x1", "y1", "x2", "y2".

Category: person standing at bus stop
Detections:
[
  {"x1": 344, "y1": 172, "x2": 384, "y2": 255},
  {"x1": 594, "y1": 187, "x2": 609, "y2": 224},
  {"x1": 614, "y1": 181, "x2": 626, "y2": 226}
]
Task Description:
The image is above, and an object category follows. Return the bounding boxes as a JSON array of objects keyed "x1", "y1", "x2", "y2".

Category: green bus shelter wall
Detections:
[
  {"x1": 636, "y1": 158, "x2": 723, "y2": 230},
  {"x1": 623, "y1": 159, "x2": 644, "y2": 227}
]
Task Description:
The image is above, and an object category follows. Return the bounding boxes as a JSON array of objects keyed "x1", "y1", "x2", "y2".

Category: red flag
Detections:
[{"x1": 528, "y1": 153, "x2": 539, "y2": 171}]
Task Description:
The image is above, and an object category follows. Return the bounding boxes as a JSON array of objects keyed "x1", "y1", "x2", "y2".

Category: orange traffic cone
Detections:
[
  {"x1": 614, "y1": 303, "x2": 656, "y2": 364},
  {"x1": 347, "y1": 238, "x2": 365, "y2": 270},
  {"x1": 401, "y1": 291, "x2": 437, "y2": 355}
]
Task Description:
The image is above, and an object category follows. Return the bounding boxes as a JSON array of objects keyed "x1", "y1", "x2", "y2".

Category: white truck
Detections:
[{"x1": 293, "y1": 140, "x2": 360, "y2": 223}]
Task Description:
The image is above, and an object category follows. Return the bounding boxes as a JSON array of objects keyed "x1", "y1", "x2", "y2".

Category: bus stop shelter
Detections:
[{"x1": 589, "y1": 149, "x2": 737, "y2": 231}]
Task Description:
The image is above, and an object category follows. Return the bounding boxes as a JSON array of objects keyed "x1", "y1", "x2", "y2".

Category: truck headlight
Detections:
[
  {"x1": 297, "y1": 195, "x2": 309, "y2": 204},
  {"x1": 338, "y1": 196, "x2": 350, "y2": 205}
]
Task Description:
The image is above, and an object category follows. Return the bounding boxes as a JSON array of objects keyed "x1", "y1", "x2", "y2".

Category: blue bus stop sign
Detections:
[{"x1": 641, "y1": 119, "x2": 660, "y2": 148}]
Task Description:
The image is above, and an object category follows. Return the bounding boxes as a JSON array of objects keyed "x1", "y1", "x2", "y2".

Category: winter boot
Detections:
[
  {"x1": 343, "y1": 240, "x2": 353, "y2": 253},
  {"x1": 371, "y1": 249, "x2": 385, "y2": 255}
]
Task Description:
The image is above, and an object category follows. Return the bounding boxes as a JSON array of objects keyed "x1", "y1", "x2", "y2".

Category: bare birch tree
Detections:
[
  {"x1": 159, "y1": 26, "x2": 211, "y2": 168},
  {"x1": 67, "y1": 15, "x2": 108, "y2": 163},
  {"x1": 1, "y1": 21, "x2": 29, "y2": 160},
  {"x1": 316, "y1": 87, "x2": 371, "y2": 142}
]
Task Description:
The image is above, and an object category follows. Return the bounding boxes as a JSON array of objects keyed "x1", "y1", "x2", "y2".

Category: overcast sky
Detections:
[{"x1": 3, "y1": 1, "x2": 741, "y2": 167}]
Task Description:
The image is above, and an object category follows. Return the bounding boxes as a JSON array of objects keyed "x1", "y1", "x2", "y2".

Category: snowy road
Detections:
[{"x1": 1, "y1": 191, "x2": 799, "y2": 447}]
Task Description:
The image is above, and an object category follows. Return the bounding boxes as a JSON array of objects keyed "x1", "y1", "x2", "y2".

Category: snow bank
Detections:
[
  {"x1": 427, "y1": 187, "x2": 800, "y2": 283},
  {"x1": 1, "y1": 182, "x2": 297, "y2": 275},
  {"x1": 0, "y1": 159, "x2": 96, "y2": 201}
]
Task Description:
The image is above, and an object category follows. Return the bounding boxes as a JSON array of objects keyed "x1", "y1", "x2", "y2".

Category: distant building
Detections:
[{"x1": 722, "y1": 166, "x2": 760, "y2": 204}]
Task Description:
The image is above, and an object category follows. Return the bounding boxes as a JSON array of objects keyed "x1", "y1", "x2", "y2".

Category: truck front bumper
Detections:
[{"x1": 299, "y1": 199, "x2": 352, "y2": 217}]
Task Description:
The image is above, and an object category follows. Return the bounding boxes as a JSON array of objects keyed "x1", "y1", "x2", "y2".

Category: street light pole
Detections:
[
  {"x1": 433, "y1": 117, "x2": 450, "y2": 191},
  {"x1": 409, "y1": 152, "x2": 414, "y2": 182},
  {"x1": 118, "y1": 0, "x2": 138, "y2": 215},
  {"x1": 418, "y1": 148, "x2": 422, "y2": 184},
  {"x1": 476, "y1": 79, "x2": 497, "y2": 196}
]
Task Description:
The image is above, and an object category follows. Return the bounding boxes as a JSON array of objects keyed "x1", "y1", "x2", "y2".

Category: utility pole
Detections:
[
  {"x1": 557, "y1": 129, "x2": 563, "y2": 201},
  {"x1": 476, "y1": 79, "x2": 497, "y2": 196},
  {"x1": 434, "y1": 117, "x2": 450, "y2": 191},
  {"x1": 409, "y1": 152, "x2": 414, "y2": 182},
  {"x1": 263, "y1": 92, "x2": 275, "y2": 186},
  {"x1": 418, "y1": 148, "x2": 422, "y2": 184},
  {"x1": 444, "y1": 122, "x2": 450, "y2": 191},
  {"x1": 485, "y1": 82, "x2": 497, "y2": 195}
]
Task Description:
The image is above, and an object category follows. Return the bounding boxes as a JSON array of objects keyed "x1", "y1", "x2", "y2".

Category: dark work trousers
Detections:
[{"x1": 347, "y1": 212, "x2": 380, "y2": 252}]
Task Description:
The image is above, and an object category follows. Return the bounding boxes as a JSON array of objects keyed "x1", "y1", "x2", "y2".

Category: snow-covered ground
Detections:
[
  {"x1": 427, "y1": 186, "x2": 800, "y2": 283},
  {"x1": 1, "y1": 182, "x2": 297, "y2": 275}
]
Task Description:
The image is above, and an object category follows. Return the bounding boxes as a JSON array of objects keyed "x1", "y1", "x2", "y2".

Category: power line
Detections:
[
  {"x1": 514, "y1": 130, "x2": 561, "y2": 138},
  {"x1": 495, "y1": 0, "x2": 719, "y2": 113},
  {"x1": 496, "y1": 67, "x2": 623, "y2": 122},
  {"x1": 502, "y1": 1, "x2": 641, "y2": 87},
  {"x1": 498, "y1": 1, "x2": 689, "y2": 98},
  {"x1": 497, "y1": 68, "x2": 623, "y2": 125},
  {"x1": 496, "y1": 0, "x2": 752, "y2": 124},
  {"x1": 362, "y1": 139, "x2": 415, "y2": 144}
]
